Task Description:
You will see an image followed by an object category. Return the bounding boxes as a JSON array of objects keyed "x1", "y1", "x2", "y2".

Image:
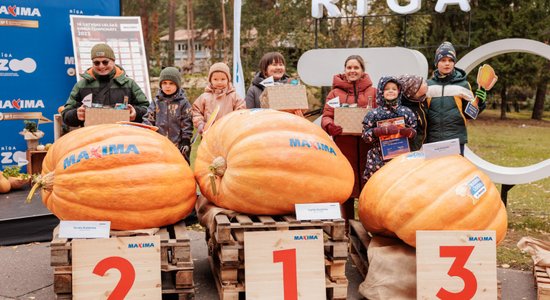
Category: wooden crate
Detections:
[
  {"x1": 535, "y1": 265, "x2": 550, "y2": 300},
  {"x1": 348, "y1": 219, "x2": 371, "y2": 278},
  {"x1": 349, "y1": 220, "x2": 504, "y2": 299},
  {"x1": 50, "y1": 220, "x2": 194, "y2": 300},
  {"x1": 207, "y1": 213, "x2": 349, "y2": 300}
]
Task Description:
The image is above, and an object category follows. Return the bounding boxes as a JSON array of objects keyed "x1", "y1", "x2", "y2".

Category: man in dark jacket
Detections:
[
  {"x1": 62, "y1": 43, "x2": 149, "y2": 127},
  {"x1": 426, "y1": 42, "x2": 487, "y2": 155}
]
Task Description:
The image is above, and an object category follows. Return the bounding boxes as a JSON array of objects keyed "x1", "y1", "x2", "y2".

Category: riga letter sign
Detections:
[{"x1": 311, "y1": 0, "x2": 471, "y2": 18}]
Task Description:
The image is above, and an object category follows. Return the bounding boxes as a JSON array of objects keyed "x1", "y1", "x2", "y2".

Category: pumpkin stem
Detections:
[
  {"x1": 209, "y1": 174, "x2": 217, "y2": 195},
  {"x1": 209, "y1": 156, "x2": 226, "y2": 176},
  {"x1": 208, "y1": 156, "x2": 226, "y2": 196},
  {"x1": 26, "y1": 172, "x2": 54, "y2": 204}
]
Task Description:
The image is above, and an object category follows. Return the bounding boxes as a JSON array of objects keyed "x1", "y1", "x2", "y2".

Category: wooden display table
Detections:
[
  {"x1": 207, "y1": 213, "x2": 349, "y2": 300},
  {"x1": 26, "y1": 150, "x2": 47, "y2": 175},
  {"x1": 51, "y1": 220, "x2": 194, "y2": 299}
]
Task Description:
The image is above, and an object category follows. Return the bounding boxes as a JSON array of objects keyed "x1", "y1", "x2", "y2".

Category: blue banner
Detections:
[{"x1": 0, "y1": 1, "x2": 120, "y2": 171}]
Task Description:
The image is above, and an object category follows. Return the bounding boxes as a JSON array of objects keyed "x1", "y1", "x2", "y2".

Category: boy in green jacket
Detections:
[{"x1": 426, "y1": 41, "x2": 487, "y2": 155}]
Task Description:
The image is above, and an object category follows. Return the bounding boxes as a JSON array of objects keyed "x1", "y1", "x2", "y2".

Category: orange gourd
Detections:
[
  {"x1": 194, "y1": 109, "x2": 354, "y2": 215},
  {"x1": 31, "y1": 123, "x2": 196, "y2": 230},
  {"x1": 358, "y1": 152, "x2": 507, "y2": 247},
  {"x1": 0, "y1": 172, "x2": 10, "y2": 193}
]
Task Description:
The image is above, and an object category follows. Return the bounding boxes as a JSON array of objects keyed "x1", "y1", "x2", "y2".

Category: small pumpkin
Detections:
[
  {"x1": 194, "y1": 109, "x2": 354, "y2": 215},
  {"x1": 358, "y1": 152, "x2": 507, "y2": 247},
  {"x1": 30, "y1": 123, "x2": 196, "y2": 230},
  {"x1": 8, "y1": 175, "x2": 31, "y2": 190},
  {"x1": 0, "y1": 172, "x2": 10, "y2": 193}
]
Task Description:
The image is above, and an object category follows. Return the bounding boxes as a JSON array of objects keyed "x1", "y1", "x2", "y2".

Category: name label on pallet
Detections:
[
  {"x1": 416, "y1": 230, "x2": 497, "y2": 299},
  {"x1": 244, "y1": 229, "x2": 326, "y2": 300},
  {"x1": 295, "y1": 202, "x2": 341, "y2": 221},
  {"x1": 72, "y1": 236, "x2": 161, "y2": 299},
  {"x1": 58, "y1": 220, "x2": 110, "y2": 239}
]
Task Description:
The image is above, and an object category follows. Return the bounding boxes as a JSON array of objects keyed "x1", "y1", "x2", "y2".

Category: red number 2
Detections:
[
  {"x1": 273, "y1": 249, "x2": 298, "y2": 300},
  {"x1": 93, "y1": 256, "x2": 136, "y2": 300},
  {"x1": 437, "y1": 246, "x2": 477, "y2": 300}
]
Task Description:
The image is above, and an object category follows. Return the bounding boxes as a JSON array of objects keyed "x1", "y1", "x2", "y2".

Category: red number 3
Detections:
[
  {"x1": 437, "y1": 246, "x2": 477, "y2": 300},
  {"x1": 93, "y1": 256, "x2": 136, "y2": 300}
]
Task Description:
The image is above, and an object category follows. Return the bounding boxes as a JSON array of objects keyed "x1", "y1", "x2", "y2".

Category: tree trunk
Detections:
[
  {"x1": 187, "y1": 0, "x2": 195, "y2": 72},
  {"x1": 168, "y1": 0, "x2": 176, "y2": 67},
  {"x1": 152, "y1": 10, "x2": 160, "y2": 68},
  {"x1": 221, "y1": 0, "x2": 228, "y2": 63},
  {"x1": 532, "y1": 62, "x2": 549, "y2": 120},
  {"x1": 139, "y1": 0, "x2": 150, "y2": 66},
  {"x1": 500, "y1": 83, "x2": 507, "y2": 120}
]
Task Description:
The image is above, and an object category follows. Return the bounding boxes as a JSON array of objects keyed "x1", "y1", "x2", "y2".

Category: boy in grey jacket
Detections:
[{"x1": 143, "y1": 67, "x2": 193, "y2": 163}]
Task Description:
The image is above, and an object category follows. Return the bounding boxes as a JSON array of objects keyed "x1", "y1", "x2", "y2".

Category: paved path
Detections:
[{"x1": 0, "y1": 231, "x2": 537, "y2": 299}]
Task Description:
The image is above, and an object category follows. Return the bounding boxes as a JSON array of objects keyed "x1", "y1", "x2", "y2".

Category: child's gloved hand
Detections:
[
  {"x1": 399, "y1": 127, "x2": 416, "y2": 139},
  {"x1": 475, "y1": 87, "x2": 487, "y2": 102},
  {"x1": 326, "y1": 123, "x2": 343, "y2": 136},
  {"x1": 373, "y1": 125, "x2": 399, "y2": 137}
]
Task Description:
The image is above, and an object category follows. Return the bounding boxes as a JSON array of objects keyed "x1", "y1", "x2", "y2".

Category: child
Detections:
[
  {"x1": 398, "y1": 74, "x2": 428, "y2": 151},
  {"x1": 143, "y1": 67, "x2": 193, "y2": 163},
  {"x1": 192, "y1": 62, "x2": 245, "y2": 134},
  {"x1": 362, "y1": 76, "x2": 417, "y2": 181},
  {"x1": 426, "y1": 41, "x2": 487, "y2": 155}
]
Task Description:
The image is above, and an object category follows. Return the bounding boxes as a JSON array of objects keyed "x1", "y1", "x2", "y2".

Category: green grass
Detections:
[{"x1": 468, "y1": 109, "x2": 550, "y2": 270}]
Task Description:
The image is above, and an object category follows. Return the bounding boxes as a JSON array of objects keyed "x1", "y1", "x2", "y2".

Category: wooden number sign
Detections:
[
  {"x1": 416, "y1": 230, "x2": 497, "y2": 300},
  {"x1": 72, "y1": 236, "x2": 161, "y2": 299},
  {"x1": 244, "y1": 229, "x2": 326, "y2": 300}
]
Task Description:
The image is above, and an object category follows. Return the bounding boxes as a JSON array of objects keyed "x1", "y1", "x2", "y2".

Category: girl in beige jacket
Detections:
[{"x1": 192, "y1": 62, "x2": 246, "y2": 133}]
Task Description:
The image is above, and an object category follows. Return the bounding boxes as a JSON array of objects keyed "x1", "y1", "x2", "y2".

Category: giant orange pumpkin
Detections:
[
  {"x1": 33, "y1": 123, "x2": 196, "y2": 230},
  {"x1": 358, "y1": 152, "x2": 507, "y2": 247},
  {"x1": 194, "y1": 109, "x2": 354, "y2": 215}
]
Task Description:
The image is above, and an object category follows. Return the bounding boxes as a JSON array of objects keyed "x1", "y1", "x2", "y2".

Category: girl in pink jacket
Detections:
[{"x1": 192, "y1": 62, "x2": 246, "y2": 133}]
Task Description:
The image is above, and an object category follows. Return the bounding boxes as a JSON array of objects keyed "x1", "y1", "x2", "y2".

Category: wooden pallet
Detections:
[
  {"x1": 535, "y1": 265, "x2": 550, "y2": 300},
  {"x1": 348, "y1": 219, "x2": 371, "y2": 278},
  {"x1": 207, "y1": 213, "x2": 349, "y2": 300},
  {"x1": 50, "y1": 220, "x2": 194, "y2": 299}
]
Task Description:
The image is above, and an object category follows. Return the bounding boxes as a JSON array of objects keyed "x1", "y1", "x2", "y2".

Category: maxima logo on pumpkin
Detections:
[
  {"x1": 289, "y1": 138, "x2": 337, "y2": 156},
  {"x1": 63, "y1": 144, "x2": 140, "y2": 169}
]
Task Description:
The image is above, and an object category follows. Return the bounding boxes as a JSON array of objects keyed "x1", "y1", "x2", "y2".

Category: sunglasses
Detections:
[{"x1": 93, "y1": 60, "x2": 111, "y2": 66}]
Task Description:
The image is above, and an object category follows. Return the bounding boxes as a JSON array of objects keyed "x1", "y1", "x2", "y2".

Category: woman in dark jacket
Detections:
[
  {"x1": 321, "y1": 55, "x2": 377, "y2": 221},
  {"x1": 245, "y1": 52, "x2": 290, "y2": 109}
]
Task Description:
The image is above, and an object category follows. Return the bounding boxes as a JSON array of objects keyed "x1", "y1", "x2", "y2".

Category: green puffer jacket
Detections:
[
  {"x1": 62, "y1": 66, "x2": 149, "y2": 127},
  {"x1": 426, "y1": 68, "x2": 485, "y2": 144}
]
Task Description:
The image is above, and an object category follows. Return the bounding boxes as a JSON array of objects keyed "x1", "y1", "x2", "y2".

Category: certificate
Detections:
[{"x1": 377, "y1": 117, "x2": 410, "y2": 160}]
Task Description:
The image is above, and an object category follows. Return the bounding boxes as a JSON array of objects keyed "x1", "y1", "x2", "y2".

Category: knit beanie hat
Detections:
[
  {"x1": 398, "y1": 74, "x2": 424, "y2": 101},
  {"x1": 159, "y1": 67, "x2": 181, "y2": 89},
  {"x1": 434, "y1": 41, "x2": 457, "y2": 66},
  {"x1": 91, "y1": 43, "x2": 115, "y2": 61},
  {"x1": 208, "y1": 62, "x2": 231, "y2": 82}
]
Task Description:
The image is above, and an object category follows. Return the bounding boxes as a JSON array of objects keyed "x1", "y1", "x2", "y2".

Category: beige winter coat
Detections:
[{"x1": 192, "y1": 84, "x2": 246, "y2": 130}]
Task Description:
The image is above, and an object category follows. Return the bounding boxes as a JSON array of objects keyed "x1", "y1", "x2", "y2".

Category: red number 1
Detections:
[
  {"x1": 437, "y1": 246, "x2": 477, "y2": 300},
  {"x1": 93, "y1": 256, "x2": 136, "y2": 300},
  {"x1": 273, "y1": 249, "x2": 298, "y2": 300}
]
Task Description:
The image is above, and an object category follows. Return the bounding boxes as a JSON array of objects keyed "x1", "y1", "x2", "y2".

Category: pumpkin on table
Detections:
[
  {"x1": 29, "y1": 123, "x2": 196, "y2": 230},
  {"x1": 358, "y1": 152, "x2": 508, "y2": 247},
  {"x1": 0, "y1": 172, "x2": 10, "y2": 194},
  {"x1": 194, "y1": 109, "x2": 354, "y2": 215}
]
